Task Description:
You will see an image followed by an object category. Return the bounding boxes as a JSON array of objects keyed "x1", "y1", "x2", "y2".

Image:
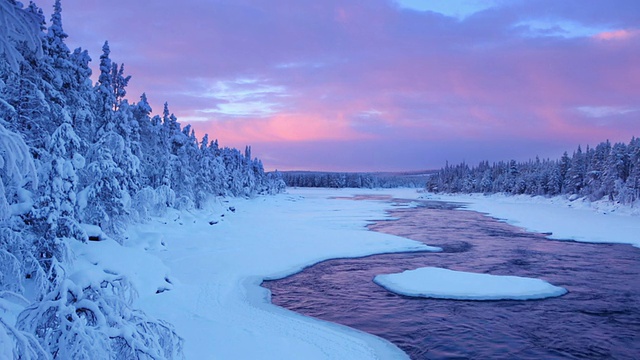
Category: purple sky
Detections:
[{"x1": 40, "y1": 0, "x2": 639, "y2": 171}]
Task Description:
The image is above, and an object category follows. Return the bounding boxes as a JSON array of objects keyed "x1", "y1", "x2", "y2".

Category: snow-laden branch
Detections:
[
  {"x1": 0, "y1": 1, "x2": 43, "y2": 73},
  {"x1": 0, "y1": 123, "x2": 37, "y2": 220}
]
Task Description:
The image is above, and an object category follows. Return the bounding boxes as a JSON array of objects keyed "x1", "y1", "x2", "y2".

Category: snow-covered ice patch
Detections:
[{"x1": 374, "y1": 267, "x2": 567, "y2": 300}]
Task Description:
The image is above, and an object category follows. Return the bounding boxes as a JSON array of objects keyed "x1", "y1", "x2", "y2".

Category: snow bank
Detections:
[
  {"x1": 424, "y1": 193, "x2": 640, "y2": 248},
  {"x1": 374, "y1": 267, "x2": 567, "y2": 300},
  {"x1": 115, "y1": 188, "x2": 439, "y2": 360},
  {"x1": 69, "y1": 238, "x2": 173, "y2": 298}
]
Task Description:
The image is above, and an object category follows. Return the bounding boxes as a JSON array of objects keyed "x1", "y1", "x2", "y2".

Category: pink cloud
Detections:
[
  {"x1": 593, "y1": 29, "x2": 640, "y2": 41},
  {"x1": 193, "y1": 112, "x2": 372, "y2": 148}
]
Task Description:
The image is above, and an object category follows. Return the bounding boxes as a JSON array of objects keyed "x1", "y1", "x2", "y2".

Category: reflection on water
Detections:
[{"x1": 262, "y1": 199, "x2": 640, "y2": 359}]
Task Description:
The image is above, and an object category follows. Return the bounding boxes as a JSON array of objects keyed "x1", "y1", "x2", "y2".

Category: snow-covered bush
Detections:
[
  {"x1": 17, "y1": 275, "x2": 183, "y2": 360},
  {"x1": 0, "y1": 315, "x2": 49, "y2": 360},
  {"x1": 131, "y1": 186, "x2": 155, "y2": 221},
  {"x1": 174, "y1": 195, "x2": 194, "y2": 211},
  {"x1": 154, "y1": 185, "x2": 176, "y2": 215}
]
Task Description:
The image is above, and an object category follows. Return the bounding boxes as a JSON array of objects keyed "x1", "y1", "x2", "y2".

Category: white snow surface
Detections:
[
  {"x1": 422, "y1": 192, "x2": 640, "y2": 248},
  {"x1": 374, "y1": 267, "x2": 567, "y2": 300},
  {"x1": 120, "y1": 188, "x2": 437, "y2": 359},
  {"x1": 52, "y1": 188, "x2": 638, "y2": 359}
]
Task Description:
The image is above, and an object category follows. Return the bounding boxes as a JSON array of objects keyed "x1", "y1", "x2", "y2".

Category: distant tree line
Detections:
[
  {"x1": 426, "y1": 138, "x2": 640, "y2": 204},
  {"x1": 282, "y1": 171, "x2": 434, "y2": 188},
  {"x1": 0, "y1": 1, "x2": 283, "y2": 358}
]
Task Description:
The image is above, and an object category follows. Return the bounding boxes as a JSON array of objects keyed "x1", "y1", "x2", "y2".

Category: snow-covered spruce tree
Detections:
[
  {"x1": 134, "y1": 97, "x2": 165, "y2": 189},
  {"x1": 563, "y1": 145, "x2": 586, "y2": 195},
  {"x1": 67, "y1": 47, "x2": 95, "y2": 147},
  {"x1": 169, "y1": 123, "x2": 198, "y2": 208},
  {"x1": 202, "y1": 138, "x2": 226, "y2": 195},
  {"x1": 80, "y1": 132, "x2": 131, "y2": 239},
  {"x1": 30, "y1": 120, "x2": 85, "y2": 275},
  {"x1": 93, "y1": 41, "x2": 114, "y2": 137},
  {"x1": 81, "y1": 40, "x2": 140, "y2": 234},
  {"x1": 625, "y1": 137, "x2": 640, "y2": 203},
  {"x1": 193, "y1": 133, "x2": 224, "y2": 205}
]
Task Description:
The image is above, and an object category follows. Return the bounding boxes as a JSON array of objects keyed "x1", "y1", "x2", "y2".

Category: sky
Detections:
[{"x1": 38, "y1": 0, "x2": 640, "y2": 172}]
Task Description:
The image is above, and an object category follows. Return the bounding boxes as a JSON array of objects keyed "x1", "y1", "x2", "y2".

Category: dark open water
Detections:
[{"x1": 262, "y1": 199, "x2": 640, "y2": 359}]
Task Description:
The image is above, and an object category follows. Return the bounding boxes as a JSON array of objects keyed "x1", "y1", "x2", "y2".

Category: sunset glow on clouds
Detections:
[
  {"x1": 40, "y1": 0, "x2": 640, "y2": 171},
  {"x1": 593, "y1": 29, "x2": 640, "y2": 41}
]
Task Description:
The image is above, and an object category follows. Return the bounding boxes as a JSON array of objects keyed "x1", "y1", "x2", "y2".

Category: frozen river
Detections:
[{"x1": 263, "y1": 198, "x2": 640, "y2": 359}]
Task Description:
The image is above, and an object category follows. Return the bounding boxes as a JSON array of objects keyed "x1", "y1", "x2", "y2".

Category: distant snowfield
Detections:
[
  {"x1": 70, "y1": 188, "x2": 639, "y2": 359},
  {"x1": 374, "y1": 267, "x2": 567, "y2": 300}
]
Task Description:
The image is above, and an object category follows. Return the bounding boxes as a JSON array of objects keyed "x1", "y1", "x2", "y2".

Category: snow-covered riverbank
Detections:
[
  {"x1": 121, "y1": 188, "x2": 437, "y2": 359},
  {"x1": 64, "y1": 188, "x2": 640, "y2": 359},
  {"x1": 424, "y1": 192, "x2": 640, "y2": 248}
]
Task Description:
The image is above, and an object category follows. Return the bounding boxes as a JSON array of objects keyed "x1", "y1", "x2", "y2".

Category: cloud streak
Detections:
[{"x1": 38, "y1": 0, "x2": 640, "y2": 171}]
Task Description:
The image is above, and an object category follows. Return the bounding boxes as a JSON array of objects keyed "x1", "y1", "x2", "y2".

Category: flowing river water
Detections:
[{"x1": 262, "y1": 198, "x2": 640, "y2": 359}]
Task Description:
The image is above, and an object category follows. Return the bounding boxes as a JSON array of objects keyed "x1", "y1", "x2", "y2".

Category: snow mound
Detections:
[{"x1": 374, "y1": 267, "x2": 567, "y2": 300}]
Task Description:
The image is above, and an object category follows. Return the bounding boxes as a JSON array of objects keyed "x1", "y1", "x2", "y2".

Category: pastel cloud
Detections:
[
  {"x1": 576, "y1": 106, "x2": 639, "y2": 118},
  {"x1": 196, "y1": 112, "x2": 371, "y2": 144},
  {"x1": 184, "y1": 78, "x2": 287, "y2": 118},
  {"x1": 37, "y1": 0, "x2": 640, "y2": 171},
  {"x1": 593, "y1": 29, "x2": 640, "y2": 40}
]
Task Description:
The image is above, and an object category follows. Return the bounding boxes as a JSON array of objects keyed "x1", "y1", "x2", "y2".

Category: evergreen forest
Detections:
[
  {"x1": 0, "y1": 1, "x2": 283, "y2": 358},
  {"x1": 281, "y1": 171, "x2": 434, "y2": 189},
  {"x1": 426, "y1": 139, "x2": 640, "y2": 204}
]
